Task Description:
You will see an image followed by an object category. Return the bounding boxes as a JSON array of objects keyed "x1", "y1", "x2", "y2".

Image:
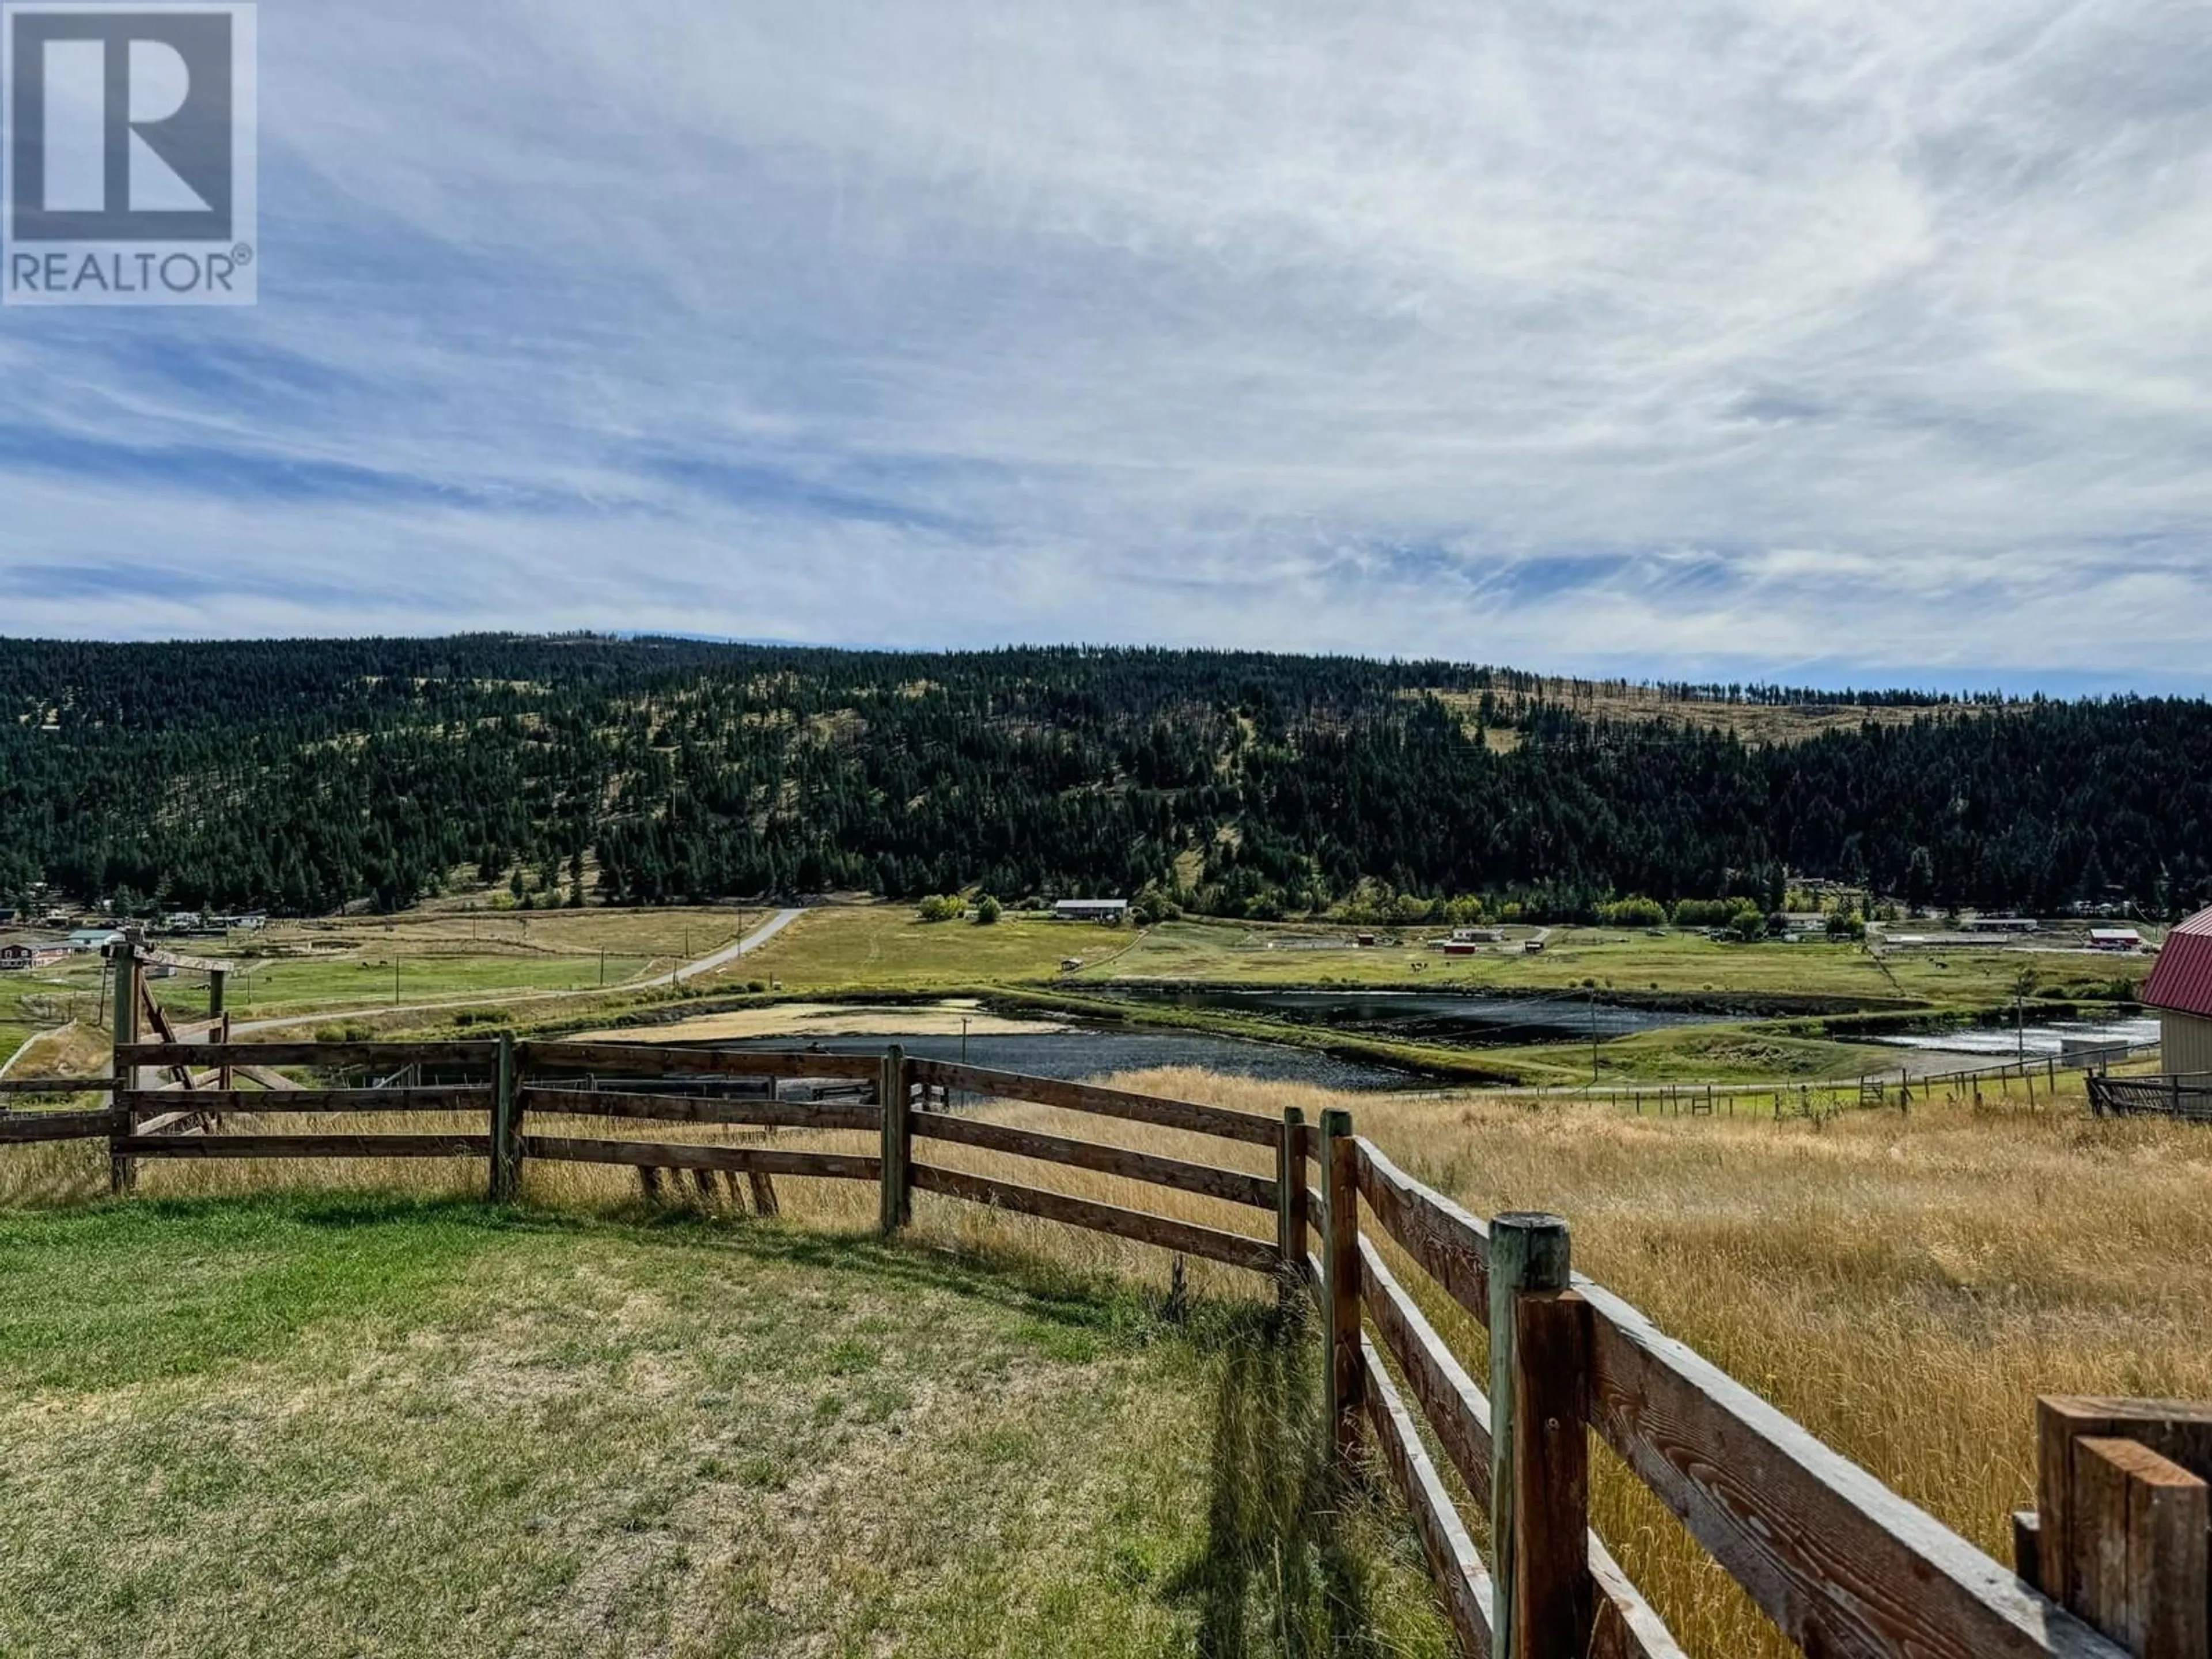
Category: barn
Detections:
[{"x1": 2142, "y1": 908, "x2": 2212, "y2": 1075}]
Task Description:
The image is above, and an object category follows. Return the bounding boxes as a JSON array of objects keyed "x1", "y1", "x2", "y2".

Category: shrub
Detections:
[
  {"x1": 974, "y1": 895, "x2": 1002, "y2": 925},
  {"x1": 1599, "y1": 896, "x2": 1668, "y2": 929},
  {"x1": 915, "y1": 895, "x2": 965, "y2": 922},
  {"x1": 1671, "y1": 898, "x2": 1738, "y2": 929}
]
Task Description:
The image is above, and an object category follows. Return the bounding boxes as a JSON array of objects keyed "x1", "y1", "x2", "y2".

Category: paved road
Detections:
[
  {"x1": 665, "y1": 907, "x2": 801, "y2": 986},
  {"x1": 230, "y1": 907, "x2": 806, "y2": 1035}
]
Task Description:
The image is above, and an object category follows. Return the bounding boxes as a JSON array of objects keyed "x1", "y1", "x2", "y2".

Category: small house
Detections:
[
  {"x1": 0, "y1": 944, "x2": 33, "y2": 972},
  {"x1": 2142, "y1": 908, "x2": 2212, "y2": 1074},
  {"x1": 1051, "y1": 899, "x2": 1128, "y2": 924},
  {"x1": 66, "y1": 927, "x2": 123, "y2": 953},
  {"x1": 2089, "y1": 929, "x2": 2143, "y2": 953}
]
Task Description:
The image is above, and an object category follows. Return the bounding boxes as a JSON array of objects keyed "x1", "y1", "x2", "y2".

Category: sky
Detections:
[{"x1": 3, "y1": 0, "x2": 2211, "y2": 692}]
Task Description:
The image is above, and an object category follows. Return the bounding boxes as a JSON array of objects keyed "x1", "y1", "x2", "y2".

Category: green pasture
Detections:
[{"x1": 0, "y1": 1195, "x2": 1444, "y2": 1659}]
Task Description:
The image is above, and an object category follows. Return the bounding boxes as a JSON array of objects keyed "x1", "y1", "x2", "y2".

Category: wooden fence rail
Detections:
[
  {"x1": 2087, "y1": 1074, "x2": 2212, "y2": 1123},
  {"x1": 12, "y1": 1030, "x2": 2194, "y2": 1659}
]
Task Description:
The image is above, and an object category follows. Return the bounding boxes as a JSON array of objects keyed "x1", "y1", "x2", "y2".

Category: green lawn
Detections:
[
  {"x1": 735, "y1": 908, "x2": 1143, "y2": 991},
  {"x1": 151, "y1": 952, "x2": 658, "y2": 1017},
  {"x1": 0, "y1": 1195, "x2": 1445, "y2": 1658}
]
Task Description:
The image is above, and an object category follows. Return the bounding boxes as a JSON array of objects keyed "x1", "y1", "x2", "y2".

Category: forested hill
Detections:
[{"x1": 2, "y1": 635, "x2": 2206, "y2": 919}]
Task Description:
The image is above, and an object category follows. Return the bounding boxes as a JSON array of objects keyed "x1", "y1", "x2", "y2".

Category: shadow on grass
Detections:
[{"x1": 1166, "y1": 1288, "x2": 1389, "y2": 1659}]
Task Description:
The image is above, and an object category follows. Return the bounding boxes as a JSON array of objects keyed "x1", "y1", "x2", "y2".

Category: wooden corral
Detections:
[{"x1": 2, "y1": 1015, "x2": 2204, "y2": 1659}]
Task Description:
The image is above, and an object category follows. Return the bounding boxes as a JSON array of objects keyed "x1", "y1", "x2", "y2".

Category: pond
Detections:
[
  {"x1": 1872, "y1": 1014, "x2": 2161, "y2": 1060},
  {"x1": 1095, "y1": 985, "x2": 1730, "y2": 1047}
]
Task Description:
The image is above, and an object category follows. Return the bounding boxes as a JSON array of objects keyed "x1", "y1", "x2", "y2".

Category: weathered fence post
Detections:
[
  {"x1": 1277, "y1": 1106, "x2": 1309, "y2": 1283},
  {"x1": 878, "y1": 1044, "x2": 910, "y2": 1236},
  {"x1": 1319, "y1": 1105, "x2": 1362, "y2": 1468},
  {"x1": 1489, "y1": 1212, "x2": 1594, "y2": 1659},
  {"x1": 106, "y1": 942, "x2": 140, "y2": 1195},
  {"x1": 488, "y1": 1032, "x2": 519, "y2": 1203},
  {"x1": 2025, "y1": 1396, "x2": 2211, "y2": 1659}
]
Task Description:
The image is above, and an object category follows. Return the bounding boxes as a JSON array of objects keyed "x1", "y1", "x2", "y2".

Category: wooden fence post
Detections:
[
  {"x1": 488, "y1": 1032, "x2": 519, "y2": 1203},
  {"x1": 1277, "y1": 1106, "x2": 1309, "y2": 1282},
  {"x1": 2031, "y1": 1396, "x2": 2212, "y2": 1658},
  {"x1": 107, "y1": 944, "x2": 140, "y2": 1195},
  {"x1": 1489, "y1": 1211, "x2": 1593, "y2": 1659},
  {"x1": 879, "y1": 1044, "x2": 910, "y2": 1236},
  {"x1": 1319, "y1": 1106, "x2": 1362, "y2": 1468}
]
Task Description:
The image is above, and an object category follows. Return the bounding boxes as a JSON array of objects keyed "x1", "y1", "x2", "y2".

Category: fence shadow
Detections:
[{"x1": 1168, "y1": 1286, "x2": 1390, "y2": 1659}]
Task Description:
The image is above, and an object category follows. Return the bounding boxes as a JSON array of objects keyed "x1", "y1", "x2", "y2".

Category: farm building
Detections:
[
  {"x1": 1964, "y1": 915, "x2": 2040, "y2": 934},
  {"x1": 1051, "y1": 898, "x2": 1128, "y2": 922},
  {"x1": 2142, "y1": 907, "x2": 2212, "y2": 1075},
  {"x1": 0, "y1": 941, "x2": 70, "y2": 971},
  {"x1": 2089, "y1": 928, "x2": 2144, "y2": 953},
  {"x1": 66, "y1": 927, "x2": 123, "y2": 952}
]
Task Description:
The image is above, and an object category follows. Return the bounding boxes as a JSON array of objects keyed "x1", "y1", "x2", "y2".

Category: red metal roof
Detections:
[{"x1": 2143, "y1": 908, "x2": 2212, "y2": 1020}]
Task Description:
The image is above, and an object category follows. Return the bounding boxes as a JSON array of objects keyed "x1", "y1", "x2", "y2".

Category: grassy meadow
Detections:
[
  {"x1": 1086, "y1": 917, "x2": 2142, "y2": 1009},
  {"x1": 0, "y1": 1187, "x2": 1446, "y2": 1659}
]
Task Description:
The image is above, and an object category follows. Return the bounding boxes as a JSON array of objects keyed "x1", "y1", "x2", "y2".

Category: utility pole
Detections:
[
  {"x1": 1589, "y1": 985, "x2": 1600, "y2": 1086},
  {"x1": 393, "y1": 961, "x2": 400, "y2": 1007},
  {"x1": 599, "y1": 948, "x2": 606, "y2": 988},
  {"x1": 961, "y1": 1014, "x2": 970, "y2": 1063}
]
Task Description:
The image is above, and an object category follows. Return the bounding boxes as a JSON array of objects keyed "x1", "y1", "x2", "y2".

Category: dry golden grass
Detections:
[
  {"x1": 9, "y1": 1061, "x2": 2208, "y2": 1657},
  {"x1": 1045, "y1": 1069, "x2": 2212, "y2": 1658}
]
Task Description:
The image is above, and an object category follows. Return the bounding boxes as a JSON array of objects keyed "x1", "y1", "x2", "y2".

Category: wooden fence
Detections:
[
  {"x1": 2087, "y1": 1072, "x2": 2212, "y2": 1124},
  {"x1": 1617, "y1": 1044, "x2": 2163, "y2": 1123},
  {"x1": 5, "y1": 1023, "x2": 2206, "y2": 1659}
]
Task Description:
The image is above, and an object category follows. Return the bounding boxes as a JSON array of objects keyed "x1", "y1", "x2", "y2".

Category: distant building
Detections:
[
  {"x1": 1964, "y1": 916, "x2": 2039, "y2": 934},
  {"x1": 1442, "y1": 941, "x2": 1478, "y2": 957},
  {"x1": 1449, "y1": 927, "x2": 1503, "y2": 944},
  {"x1": 1524, "y1": 938, "x2": 1547, "y2": 953},
  {"x1": 2142, "y1": 908, "x2": 2212, "y2": 1075},
  {"x1": 0, "y1": 941, "x2": 70, "y2": 971},
  {"x1": 2089, "y1": 929, "x2": 2144, "y2": 953},
  {"x1": 66, "y1": 927, "x2": 123, "y2": 952},
  {"x1": 1051, "y1": 899, "x2": 1128, "y2": 923}
]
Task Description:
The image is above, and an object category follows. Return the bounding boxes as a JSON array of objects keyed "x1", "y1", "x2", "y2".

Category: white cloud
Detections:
[{"x1": 2, "y1": 0, "x2": 2210, "y2": 685}]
